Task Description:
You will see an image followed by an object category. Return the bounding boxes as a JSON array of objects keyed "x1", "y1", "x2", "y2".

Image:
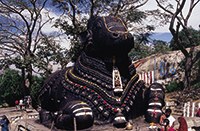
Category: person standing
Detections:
[
  {"x1": 15, "y1": 100, "x2": 19, "y2": 109},
  {"x1": 165, "y1": 109, "x2": 175, "y2": 128},
  {"x1": 19, "y1": 99, "x2": 24, "y2": 109},
  {"x1": 160, "y1": 112, "x2": 167, "y2": 127},
  {"x1": 175, "y1": 116, "x2": 188, "y2": 131},
  {"x1": 0, "y1": 115, "x2": 11, "y2": 131},
  {"x1": 160, "y1": 108, "x2": 175, "y2": 128}
]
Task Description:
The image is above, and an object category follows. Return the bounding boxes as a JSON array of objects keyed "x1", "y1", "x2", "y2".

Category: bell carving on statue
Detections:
[
  {"x1": 126, "y1": 122, "x2": 133, "y2": 130},
  {"x1": 113, "y1": 66, "x2": 123, "y2": 93}
]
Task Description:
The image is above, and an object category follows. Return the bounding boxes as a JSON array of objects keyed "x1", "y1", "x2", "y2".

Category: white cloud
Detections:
[
  {"x1": 41, "y1": 10, "x2": 61, "y2": 33},
  {"x1": 40, "y1": 8, "x2": 72, "y2": 49}
]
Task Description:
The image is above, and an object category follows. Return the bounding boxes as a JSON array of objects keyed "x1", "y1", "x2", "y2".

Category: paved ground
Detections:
[
  {"x1": 0, "y1": 107, "x2": 51, "y2": 131},
  {"x1": 1, "y1": 107, "x2": 200, "y2": 131}
]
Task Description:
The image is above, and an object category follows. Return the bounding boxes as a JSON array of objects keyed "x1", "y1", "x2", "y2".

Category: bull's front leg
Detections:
[
  {"x1": 54, "y1": 101, "x2": 94, "y2": 130},
  {"x1": 145, "y1": 83, "x2": 165, "y2": 123}
]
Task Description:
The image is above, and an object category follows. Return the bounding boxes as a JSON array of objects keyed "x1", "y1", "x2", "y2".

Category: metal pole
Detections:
[
  {"x1": 192, "y1": 102, "x2": 195, "y2": 117},
  {"x1": 153, "y1": 56, "x2": 156, "y2": 83},
  {"x1": 25, "y1": 112, "x2": 27, "y2": 131},
  {"x1": 183, "y1": 103, "x2": 187, "y2": 117},
  {"x1": 74, "y1": 117, "x2": 77, "y2": 131},
  {"x1": 187, "y1": 102, "x2": 190, "y2": 117},
  {"x1": 50, "y1": 121, "x2": 54, "y2": 131}
]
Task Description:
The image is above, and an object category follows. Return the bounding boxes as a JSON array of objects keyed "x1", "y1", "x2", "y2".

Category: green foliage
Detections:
[
  {"x1": 169, "y1": 27, "x2": 200, "y2": 89},
  {"x1": 0, "y1": 69, "x2": 23, "y2": 106},
  {"x1": 169, "y1": 27, "x2": 200, "y2": 51},
  {"x1": 128, "y1": 33, "x2": 152, "y2": 60},
  {"x1": 195, "y1": 56, "x2": 200, "y2": 80},
  {"x1": 129, "y1": 42, "x2": 154, "y2": 61},
  {"x1": 126, "y1": 10, "x2": 147, "y2": 24},
  {"x1": 30, "y1": 75, "x2": 47, "y2": 108},
  {"x1": 129, "y1": 35, "x2": 171, "y2": 61},
  {"x1": 166, "y1": 81, "x2": 184, "y2": 92},
  {"x1": 193, "y1": 81, "x2": 200, "y2": 88},
  {"x1": 190, "y1": 52, "x2": 200, "y2": 85},
  {"x1": 177, "y1": 50, "x2": 200, "y2": 82},
  {"x1": 36, "y1": 34, "x2": 71, "y2": 75},
  {"x1": 0, "y1": 69, "x2": 46, "y2": 107},
  {"x1": 152, "y1": 40, "x2": 171, "y2": 54},
  {"x1": 69, "y1": 41, "x2": 84, "y2": 62},
  {"x1": 54, "y1": 19, "x2": 87, "y2": 62}
]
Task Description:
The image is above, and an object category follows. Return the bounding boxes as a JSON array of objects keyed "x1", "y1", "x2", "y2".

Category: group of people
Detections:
[
  {"x1": 159, "y1": 108, "x2": 188, "y2": 131},
  {"x1": 15, "y1": 96, "x2": 32, "y2": 110}
]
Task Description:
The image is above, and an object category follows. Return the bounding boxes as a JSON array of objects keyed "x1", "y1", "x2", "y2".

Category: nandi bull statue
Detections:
[{"x1": 39, "y1": 16, "x2": 165, "y2": 130}]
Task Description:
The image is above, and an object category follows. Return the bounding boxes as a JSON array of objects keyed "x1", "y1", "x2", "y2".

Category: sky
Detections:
[{"x1": 141, "y1": 0, "x2": 200, "y2": 33}]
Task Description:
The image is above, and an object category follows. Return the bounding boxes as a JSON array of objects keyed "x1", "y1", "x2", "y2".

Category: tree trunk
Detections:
[
  {"x1": 198, "y1": 59, "x2": 200, "y2": 80},
  {"x1": 25, "y1": 64, "x2": 32, "y2": 96},
  {"x1": 184, "y1": 56, "x2": 192, "y2": 92},
  {"x1": 22, "y1": 67, "x2": 30, "y2": 96},
  {"x1": 23, "y1": 48, "x2": 32, "y2": 96}
]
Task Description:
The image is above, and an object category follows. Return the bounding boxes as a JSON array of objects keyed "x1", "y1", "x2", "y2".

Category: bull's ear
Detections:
[
  {"x1": 79, "y1": 29, "x2": 92, "y2": 43},
  {"x1": 79, "y1": 31, "x2": 88, "y2": 43}
]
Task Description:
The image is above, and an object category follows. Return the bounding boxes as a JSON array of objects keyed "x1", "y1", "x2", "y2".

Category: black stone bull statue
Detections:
[{"x1": 39, "y1": 16, "x2": 165, "y2": 130}]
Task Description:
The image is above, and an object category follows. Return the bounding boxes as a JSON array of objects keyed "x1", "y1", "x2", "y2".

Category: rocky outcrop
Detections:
[{"x1": 134, "y1": 46, "x2": 200, "y2": 86}]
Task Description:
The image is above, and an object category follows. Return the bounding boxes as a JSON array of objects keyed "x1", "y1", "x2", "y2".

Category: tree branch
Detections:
[
  {"x1": 130, "y1": 0, "x2": 148, "y2": 10},
  {"x1": 90, "y1": 0, "x2": 94, "y2": 17},
  {"x1": 113, "y1": 0, "x2": 122, "y2": 16},
  {"x1": 69, "y1": 0, "x2": 77, "y2": 27},
  {"x1": 185, "y1": 0, "x2": 200, "y2": 25},
  {"x1": 155, "y1": 0, "x2": 174, "y2": 15}
]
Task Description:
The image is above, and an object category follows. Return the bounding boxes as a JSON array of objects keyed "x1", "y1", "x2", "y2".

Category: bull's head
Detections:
[{"x1": 79, "y1": 16, "x2": 134, "y2": 58}]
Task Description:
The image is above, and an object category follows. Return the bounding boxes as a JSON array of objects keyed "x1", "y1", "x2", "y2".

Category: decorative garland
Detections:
[{"x1": 60, "y1": 53, "x2": 144, "y2": 120}]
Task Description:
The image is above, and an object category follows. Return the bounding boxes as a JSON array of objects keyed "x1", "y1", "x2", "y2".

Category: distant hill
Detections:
[{"x1": 151, "y1": 32, "x2": 173, "y2": 42}]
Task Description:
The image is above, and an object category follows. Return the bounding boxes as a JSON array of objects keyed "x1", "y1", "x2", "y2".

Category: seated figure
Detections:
[{"x1": 39, "y1": 16, "x2": 165, "y2": 130}]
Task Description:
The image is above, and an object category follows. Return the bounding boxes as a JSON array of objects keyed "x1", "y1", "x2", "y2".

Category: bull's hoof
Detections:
[
  {"x1": 113, "y1": 112, "x2": 127, "y2": 128},
  {"x1": 54, "y1": 101, "x2": 94, "y2": 130},
  {"x1": 145, "y1": 108, "x2": 162, "y2": 123},
  {"x1": 145, "y1": 83, "x2": 165, "y2": 123}
]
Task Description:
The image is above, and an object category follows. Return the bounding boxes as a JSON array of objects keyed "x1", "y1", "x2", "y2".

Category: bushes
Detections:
[
  {"x1": 0, "y1": 69, "x2": 46, "y2": 108},
  {"x1": 30, "y1": 76, "x2": 47, "y2": 108},
  {"x1": 166, "y1": 80, "x2": 200, "y2": 92},
  {"x1": 193, "y1": 82, "x2": 200, "y2": 88},
  {"x1": 166, "y1": 81, "x2": 184, "y2": 92},
  {"x1": 0, "y1": 69, "x2": 23, "y2": 106}
]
